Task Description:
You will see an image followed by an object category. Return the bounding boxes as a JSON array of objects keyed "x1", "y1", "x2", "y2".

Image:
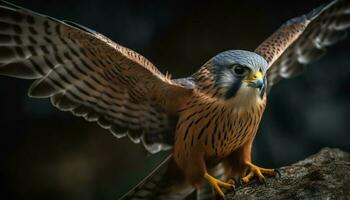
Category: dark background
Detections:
[{"x1": 0, "y1": 0, "x2": 349, "y2": 200}]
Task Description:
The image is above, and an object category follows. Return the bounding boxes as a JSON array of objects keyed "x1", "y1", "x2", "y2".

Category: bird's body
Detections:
[
  {"x1": 173, "y1": 51, "x2": 268, "y2": 187},
  {"x1": 0, "y1": 0, "x2": 349, "y2": 199},
  {"x1": 174, "y1": 92, "x2": 266, "y2": 185}
]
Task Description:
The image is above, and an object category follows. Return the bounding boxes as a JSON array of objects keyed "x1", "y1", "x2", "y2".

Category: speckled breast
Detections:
[{"x1": 174, "y1": 93, "x2": 266, "y2": 162}]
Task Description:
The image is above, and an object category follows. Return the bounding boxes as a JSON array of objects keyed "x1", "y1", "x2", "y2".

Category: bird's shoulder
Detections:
[{"x1": 173, "y1": 77, "x2": 197, "y2": 90}]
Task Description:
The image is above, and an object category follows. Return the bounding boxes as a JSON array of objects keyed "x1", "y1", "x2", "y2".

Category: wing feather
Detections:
[
  {"x1": 0, "y1": 1, "x2": 192, "y2": 153},
  {"x1": 255, "y1": 0, "x2": 350, "y2": 91}
]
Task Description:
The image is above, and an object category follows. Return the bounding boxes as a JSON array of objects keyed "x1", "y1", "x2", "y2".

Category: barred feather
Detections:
[
  {"x1": 255, "y1": 0, "x2": 350, "y2": 91},
  {"x1": 120, "y1": 154, "x2": 194, "y2": 200},
  {"x1": 0, "y1": 0, "x2": 192, "y2": 153}
]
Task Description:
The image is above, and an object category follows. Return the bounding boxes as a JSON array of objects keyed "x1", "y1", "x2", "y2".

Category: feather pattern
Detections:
[
  {"x1": 121, "y1": 154, "x2": 194, "y2": 200},
  {"x1": 255, "y1": 0, "x2": 350, "y2": 91},
  {"x1": 0, "y1": 1, "x2": 192, "y2": 153},
  {"x1": 1, "y1": 1, "x2": 350, "y2": 199}
]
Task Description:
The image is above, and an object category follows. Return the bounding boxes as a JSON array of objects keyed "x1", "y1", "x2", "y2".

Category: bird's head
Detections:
[{"x1": 194, "y1": 50, "x2": 268, "y2": 103}]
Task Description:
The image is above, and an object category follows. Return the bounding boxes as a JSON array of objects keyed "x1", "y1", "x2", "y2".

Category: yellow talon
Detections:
[
  {"x1": 242, "y1": 171, "x2": 255, "y2": 183},
  {"x1": 204, "y1": 172, "x2": 235, "y2": 197},
  {"x1": 241, "y1": 162, "x2": 279, "y2": 184}
]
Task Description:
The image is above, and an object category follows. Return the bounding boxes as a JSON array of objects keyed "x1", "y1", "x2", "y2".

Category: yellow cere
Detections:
[{"x1": 244, "y1": 71, "x2": 263, "y2": 82}]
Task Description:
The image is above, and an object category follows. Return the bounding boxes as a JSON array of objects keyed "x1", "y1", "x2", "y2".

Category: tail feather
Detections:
[{"x1": 120, "y1": 154, "x2": 194, "y2": 200}]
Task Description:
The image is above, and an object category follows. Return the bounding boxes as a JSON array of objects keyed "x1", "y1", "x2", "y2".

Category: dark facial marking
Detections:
[{"x1": 225, "y1": 78, "x2": 242, "y2": 99}]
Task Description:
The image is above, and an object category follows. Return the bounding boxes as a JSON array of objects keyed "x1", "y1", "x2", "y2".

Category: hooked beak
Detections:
[{"x1": 243, "y1": 71, "x2": 264, "y2": 90}]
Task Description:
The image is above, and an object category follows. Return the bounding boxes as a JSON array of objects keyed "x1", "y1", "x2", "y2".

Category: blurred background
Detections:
[{"x1": 0, "y1": 0, "x2": 349, "y2": 199}]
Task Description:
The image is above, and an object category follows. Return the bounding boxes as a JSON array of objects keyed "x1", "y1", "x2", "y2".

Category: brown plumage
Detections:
[
  {"x1": 174, "y1": 92, "x2": 266, "y2": 185},
  {"x1": 0, "y1": 0, "x2": 349, "y2": 199},
  {"x1": 256, "y1": 0, "x2": 350, "y2": 90}
]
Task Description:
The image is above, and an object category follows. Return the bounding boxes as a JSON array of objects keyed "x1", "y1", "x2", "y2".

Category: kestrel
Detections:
[{"x1": 0, "y1": 0, "x2": 349, "y2": 199}]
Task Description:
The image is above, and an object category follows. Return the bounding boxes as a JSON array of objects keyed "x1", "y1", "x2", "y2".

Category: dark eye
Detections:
[{"x1": 233, "y1": 65, "x2": 249, "y2": 76}]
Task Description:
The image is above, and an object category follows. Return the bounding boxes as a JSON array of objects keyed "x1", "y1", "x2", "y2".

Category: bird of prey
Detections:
[{"x1": 0, "y1": 0, "x2": 349, "y2": 199}]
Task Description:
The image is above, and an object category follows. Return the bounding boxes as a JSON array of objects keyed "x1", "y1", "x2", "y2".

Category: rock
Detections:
[{"x1": 226, "y1": 148, "x2": 350, "y2": 200}]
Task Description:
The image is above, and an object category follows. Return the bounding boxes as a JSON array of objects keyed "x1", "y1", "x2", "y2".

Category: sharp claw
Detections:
[
  {"x1": 274, "y1": 169, "x2": 281, "y2": 178},
  {"x1": 227, "y1": 185, "x2": 235, "y2": 193},
  {"x1": 241, "y1": 162, "x2": 279, "y2": 186},
  {"x1": 258, "y1": 176, "x2": 266, "y2": 185},
  {"x1": 261, "y1": 177, "x2": 267, "y2": 186},
  {"x1": 227, "y1": 179, "x2": 236, "y2": 190}
]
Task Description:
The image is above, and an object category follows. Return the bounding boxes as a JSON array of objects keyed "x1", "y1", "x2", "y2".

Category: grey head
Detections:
[{"x1": 209, "y1": 50, "x2": 269, "y2": 99}]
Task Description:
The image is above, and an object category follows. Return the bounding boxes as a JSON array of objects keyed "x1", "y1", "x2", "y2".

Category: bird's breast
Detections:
[{"x1": 174, "y1": 93, "x2": 266, "y2": 163}]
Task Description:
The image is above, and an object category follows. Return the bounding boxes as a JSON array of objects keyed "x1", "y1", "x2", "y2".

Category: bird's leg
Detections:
[
  {"x1": 241, "y1": 161, "x2": 280, "y2": 184},
  {"x1": 204, "y1": 172, "x2": 235, "y2": 197}
]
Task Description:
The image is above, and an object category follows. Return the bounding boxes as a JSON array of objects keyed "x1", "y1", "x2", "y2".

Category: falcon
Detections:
[{"x1": 0, "y1": 0, "x2": 349, "y2": 199}]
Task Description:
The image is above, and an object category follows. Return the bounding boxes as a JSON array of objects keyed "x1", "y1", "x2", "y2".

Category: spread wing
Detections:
[
  {"x1": 255, "y1": 0, "x2": 350, "y2": 91},
  {"x1": 0, "y1": 1, "x2": 192, "y2": 153}
]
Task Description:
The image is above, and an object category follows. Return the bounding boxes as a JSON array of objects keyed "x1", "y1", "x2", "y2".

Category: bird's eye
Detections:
[{"x1": 232, "y1": 65, "x2": 249, "y2": 76}]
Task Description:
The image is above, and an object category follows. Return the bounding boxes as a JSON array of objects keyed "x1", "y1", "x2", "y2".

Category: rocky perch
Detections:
[{"x1": 226, "y1": 148, "x2": 350, "y2": 200}]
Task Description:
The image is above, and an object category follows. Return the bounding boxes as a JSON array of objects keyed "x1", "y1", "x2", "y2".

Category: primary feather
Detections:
[
  {"x1": 0, "y1": 0, "x2": 192, "y2": 153},
  {"x1": 255, "y1": 0, "x2": 350, "y2": 91}
]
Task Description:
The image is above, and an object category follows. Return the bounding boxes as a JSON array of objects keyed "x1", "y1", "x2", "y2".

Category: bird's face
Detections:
[{"x1": 210, "y1": 50, "x2": 268, "y2": 102}]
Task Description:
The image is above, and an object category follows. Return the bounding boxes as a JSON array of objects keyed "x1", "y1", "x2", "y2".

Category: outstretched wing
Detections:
[
  {"x1": 0, "y1": 1, "x2": 192, "y2": 153},
  {"x1": 255, "y1": 0, "x2": 350, "y2": 91}
]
